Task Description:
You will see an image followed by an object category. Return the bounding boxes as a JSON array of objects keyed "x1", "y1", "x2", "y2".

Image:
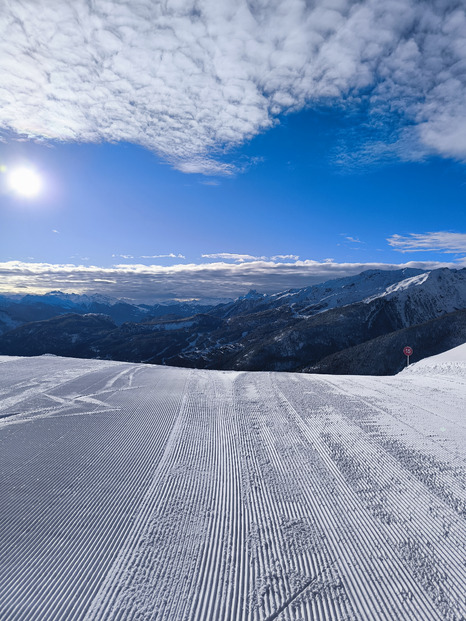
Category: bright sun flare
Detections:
[{"x1": 8, "y1": 167, "x2": 42, "y2": 197}]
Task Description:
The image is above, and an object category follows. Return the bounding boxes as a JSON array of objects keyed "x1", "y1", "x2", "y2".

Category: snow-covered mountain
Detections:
[
  {"x1": 0, "y1": 291, "x2": 222, "y2": 334},
  {"x1": 19, "y1": 291, "x2": 121, "y2": 308},
  {"x1": 1, "y1": 267, "x2": 466, "y2": 374},
  {"x1": 368, "y1": 268, "x2": 466, "y2": 325},
  {"x1": 213, "y1": 268, "x2": 426, "y2": 318}
]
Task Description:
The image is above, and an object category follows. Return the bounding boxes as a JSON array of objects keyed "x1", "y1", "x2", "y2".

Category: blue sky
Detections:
[{"x1": 0, "y1": 1, "x2": 465, "y2": 302}]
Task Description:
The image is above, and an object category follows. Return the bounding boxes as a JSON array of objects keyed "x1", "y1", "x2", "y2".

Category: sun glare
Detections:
[{"x1": 8, "y1": 167, "x2": 43, "y2": 198}]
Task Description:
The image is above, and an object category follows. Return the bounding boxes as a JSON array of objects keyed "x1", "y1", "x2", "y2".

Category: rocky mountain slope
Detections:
[
  {"x1": 211, "y1": 267, "x2": 425, "y2": 318},
  {"x1": 306, "y1": 309, "x2": 466, "y2": 375},
  {"x1": 1, "y1": 267, "x2": 465, "y2": 373}
]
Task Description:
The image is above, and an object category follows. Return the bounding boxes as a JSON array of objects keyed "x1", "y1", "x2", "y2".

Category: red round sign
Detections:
[{"x1": 403, "y1": 346, "x2": 413, "y2": 356}]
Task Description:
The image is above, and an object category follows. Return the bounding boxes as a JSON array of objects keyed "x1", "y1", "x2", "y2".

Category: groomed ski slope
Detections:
[{"x1": 1, "y1": 350, "x2": 465, "y2": 621}]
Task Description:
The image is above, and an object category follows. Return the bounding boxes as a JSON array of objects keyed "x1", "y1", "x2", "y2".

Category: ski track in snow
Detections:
[{"x1": 0, "y1": 356, "x2": 465, "y2": 621}]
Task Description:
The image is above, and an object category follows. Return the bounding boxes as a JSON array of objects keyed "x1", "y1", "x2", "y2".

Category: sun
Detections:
[{"x1": 7, "y1": 166, "x2": 43, "y2": 198}]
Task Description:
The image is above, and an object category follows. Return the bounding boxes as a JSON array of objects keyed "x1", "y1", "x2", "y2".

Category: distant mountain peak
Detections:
[{"x1": 238, "y1": 289, "x2": 266, "y2": 301}]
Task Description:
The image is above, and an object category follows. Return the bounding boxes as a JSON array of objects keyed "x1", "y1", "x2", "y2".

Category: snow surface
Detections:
[
  {"x1": 0, "y1": 353, "x2": 465, "y2": 620},
  {"x1": 405, "y1": 341, "x2": 466, "y2": 365},
  {"x1": 400, "y1": 342, "x2": 466, "y2": 378}
]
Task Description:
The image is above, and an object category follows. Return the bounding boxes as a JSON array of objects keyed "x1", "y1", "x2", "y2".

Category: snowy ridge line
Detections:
[
  {"x1": 404, "y1": 361, "x2": 466, "y2": 380},
  {"x1": 249, "y1": 374, "x2": 439, "y2": 621},
  {"x1": 402, "y1": 344, "x2": 466, "y2": 380},
  {"x1": 0, "y1": 365, "x2": 189, "y2": 620},
  {"x1": 276, "y1": 374, "x2": 466, "y2": 620}
]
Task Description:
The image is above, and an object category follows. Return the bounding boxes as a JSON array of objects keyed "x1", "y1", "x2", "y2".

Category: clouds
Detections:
[
  {"x1": 0, "y1": 1, "x2": 465, "y2": 173},
  {"x1": 271, "y1": 254, "x2": 300, "y2": 261},
  {"x1": 140, "y1": 253, "x2": 186, "y2": 259},
  {"x1": 0, "y1": 257, "x2": 454, "y2": 303},
  {"x1": 344, "y1": 237, "x2": 364, "y2": 244},
  {"x1": 201, "y1": 253, "x2": 266, "y2": 262},
  {"x1": 113, "y1": 253, "x2": 186, "y2": 259},
  {"x1": 201, "y1": 253, "x2": 301, "y2": 262},
  {"x1": 388, "y1": 231, "x2": 466, "y2": 254}
]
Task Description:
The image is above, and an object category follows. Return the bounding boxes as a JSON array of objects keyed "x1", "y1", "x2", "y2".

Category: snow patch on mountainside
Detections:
[
  {"x1": 272, "y1": 268, "x2": 426, "y2": 309},
  {"x1": 363, "y1": 268, "x2": 466, "y2": 327},
  {"x1": 367, "y1": 272, "x2": 430, "y2": 299}
]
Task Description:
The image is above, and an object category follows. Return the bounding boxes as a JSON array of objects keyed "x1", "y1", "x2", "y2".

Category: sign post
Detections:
[{"x1": 403, "y1": 346, "x2": 413, "y2": 367}]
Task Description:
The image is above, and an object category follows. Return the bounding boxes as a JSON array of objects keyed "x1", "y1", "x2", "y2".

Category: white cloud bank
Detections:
[
  {"x1": 0, "y1": 1, "x2": 465, "y2": 172},
  {"x1": 0, "y1": 258, "x2": 456, "y2": 303},
  {"x1": 388, "y1": 232, "x2": 466, "y2": 253}
]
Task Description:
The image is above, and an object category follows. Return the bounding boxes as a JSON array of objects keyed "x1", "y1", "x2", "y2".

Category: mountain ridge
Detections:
[{"x1": 1, "y1": 267, "x2": 465, "y2": 374}]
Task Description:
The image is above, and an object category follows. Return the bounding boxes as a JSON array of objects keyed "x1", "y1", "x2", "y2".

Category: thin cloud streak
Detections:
[
  {"x1": 0, "y1": 258, "x2": 455, "y2": 303},
  {"x1": 140, "y1": 254, "x2": 186, "y2": 259},
  {"x1": 201, "y1": 253, "x2": 266, "y2": 262},
  {"x1": 271, "y1": 254, "x2": 300, "y2": 261},
  {"x1": 202, "y1": 253, "x2": 300, "y2": 262},
  {"x1": 388, "y1": 232, "x2": 466, "y2": 254},
  {"x1": 0, "y1": 1, "x2": 465, "y2": 172}
]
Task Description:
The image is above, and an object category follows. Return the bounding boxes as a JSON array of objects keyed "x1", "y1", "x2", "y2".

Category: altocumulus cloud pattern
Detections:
[{"x1": 1, "y1": 0, "x2": 465, "y2": 173}]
